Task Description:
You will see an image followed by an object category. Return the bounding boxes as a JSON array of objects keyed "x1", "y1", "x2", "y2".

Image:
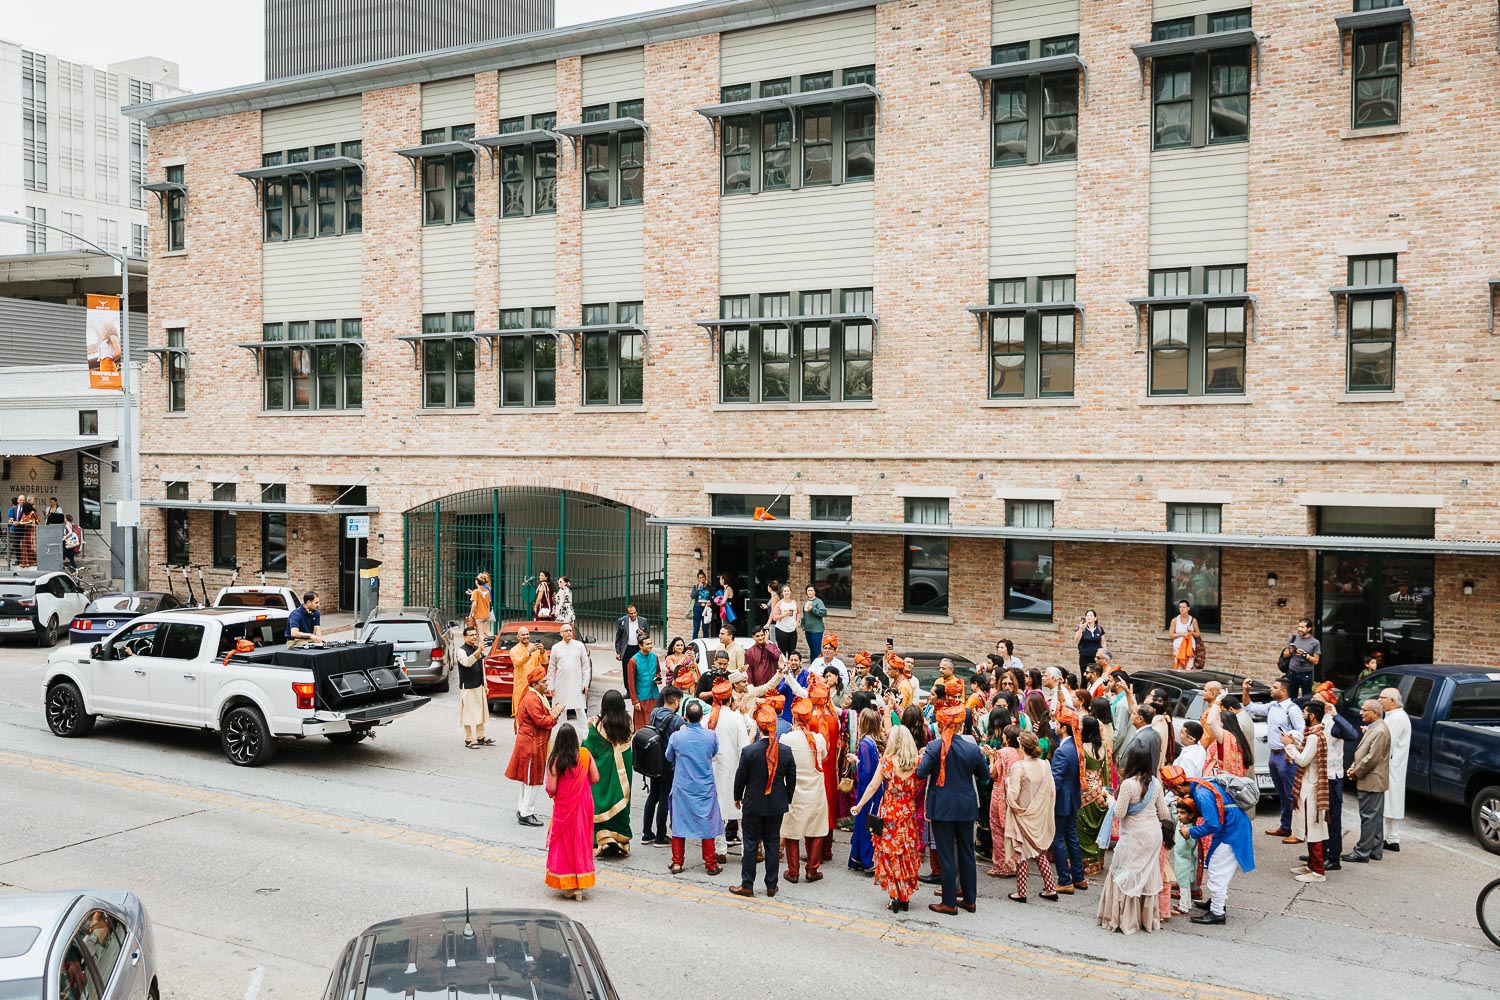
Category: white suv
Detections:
[{"x1": 0, "y1": 570, "x2": 90, "y2": 646}]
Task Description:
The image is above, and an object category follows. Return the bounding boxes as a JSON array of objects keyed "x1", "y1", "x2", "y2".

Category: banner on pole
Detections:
[{"x1": 86, "y1": 294, "x2": 123, "y2": 390}]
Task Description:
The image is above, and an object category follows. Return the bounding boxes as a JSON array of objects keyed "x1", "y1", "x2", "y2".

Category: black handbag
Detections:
[{"x1": 866, "y1": 813, "x2": 884, "y2": 837}]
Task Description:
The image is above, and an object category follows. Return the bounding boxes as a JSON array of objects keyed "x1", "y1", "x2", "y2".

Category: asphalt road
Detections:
[{"x1": 2, "y1": 638, "x2": 1498, "y2": 1000}]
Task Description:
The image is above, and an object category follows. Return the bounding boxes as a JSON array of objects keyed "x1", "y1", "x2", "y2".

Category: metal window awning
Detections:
[
  {"x1": 966, "y1": 302, "x2": 1087, "y2": 350},
  {"x1": 694, "y1": 85, "x2": 881, "y2": 149},
  {"x1": 1130, "y1": 28, "x2": 1261, "y2": 94},
  {"x1": 553, "y1": 323, "x2": 650, "y2": 364},
  {"x1": 1334, "y1": 6, "x2": 1415, "y2": 71},
  {"x1": 643, "y1": 514, "x2": 1500, "y2": 556},
  {"x1": 394, "y1": 331, "x2": 491, "y2": 368},
  {"x1": 392, "y1": 141, "x2": 489, "y2": 184},
  {"x1": 141, "y1": 498, "x2": 378, "y2": 516},
  {"x1": 1125, "y1": 293, "x2": 1258, "y2": 346},
  {"x1": 694, "y1": 313, "x2": 880, "y2": 358},
  {"x1": 553, "y1": 117, "x2": 652, "y2": 160},
  {"x1": 234, "y1": 156, "x2": 365, "y2": 208},
  {"x1": 140, "y1": 180, "x2": 188, "y2": 218},
  {"x1": 474, "y1": 127, "x2": 572, "y2": 167},
  {"x1": 143, "y1": 344, "x2": 188, "y2": 377},
  {"x1": 965, "y1": 56, "x2": 1088, "y2": 110},
  {"x1": 1328, "y1": 283, "x2": 1408, "y2": 338},
  {"x1": 235, "y1": 337, "x2": 366, "y2": 376},
  {"x1": 1, "y1": 437, "x2": 116, "y2": 458}
]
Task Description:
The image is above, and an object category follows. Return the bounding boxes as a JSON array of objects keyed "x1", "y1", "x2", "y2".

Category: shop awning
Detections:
[
  {"x1": 2, "y1": 437, "x2": 116, "y2": 458},
  {"x1": 140, "y1": 499, "x2": 378, "y2": 515},
  {"x1": 644, "y1": 515, "x2": 1500, "y2": 556}
]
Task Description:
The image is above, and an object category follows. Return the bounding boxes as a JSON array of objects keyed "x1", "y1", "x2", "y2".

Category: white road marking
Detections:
[{"x1": 243, "y1": 966, "x2": 263, "y2": 1000}]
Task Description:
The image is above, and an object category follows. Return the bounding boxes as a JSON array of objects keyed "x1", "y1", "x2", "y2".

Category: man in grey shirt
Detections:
[{"x1": 1281, "y1": 618, "x2": 1321, "y2": 701}]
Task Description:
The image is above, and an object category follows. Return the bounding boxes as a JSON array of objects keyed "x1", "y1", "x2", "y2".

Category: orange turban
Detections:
[
  {"x1": 791, "y1": 698, "x2": 824, "y2": 772},
  {"x1": 854, "y1": 651, "x2": 872, "y2": 669},
  {"x1": 1159, "y1": 765, "x2": 1187, "y2": 790},
  {"x1": 526, "y1": 662, "x2": 548, "y2": 686},
  {"x1": 823, "y1": 633, "x2": 838, "y2": 650},
  {"x1": 756, "y1": 695, "x2": 785, "y2": 793},
  {"x1": 1313, "y1": 681, "x2": 1337, "y2": 706},
  {"x1": 809, "y1": 676, "x2": 831, "y2": 706},
  {"x1": 935, "y1": 703, "x2": 966, "y2": 786},
  {"x1": 708, "y1": 677, "x2": 733, "y2": 730},
  {"x1": 1054, "y1": 705, "x2": 1086, "y2": 789},
  {"x1": 945, "y1": 678, "x2": 964, "y2": 699}
]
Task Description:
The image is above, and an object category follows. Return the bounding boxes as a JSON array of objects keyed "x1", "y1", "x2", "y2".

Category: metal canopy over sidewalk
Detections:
[
  {"x1": 645, "y1": 515, "x2": 1500, "y2": 556},
  {"x1": 2, "y1": 437, "x2": 117, "y2": 457},
  {"x1": 140, "y1": 499, "x2": 378, "y2": 515}
]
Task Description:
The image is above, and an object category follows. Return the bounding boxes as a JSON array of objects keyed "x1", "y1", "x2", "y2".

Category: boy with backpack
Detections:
[
  {"x1": 638, "y1": 686, "x2": 686, "y2": 847},
  {"x1": 1161, "y1": 765, "x2": 1256, "y2": 926}
]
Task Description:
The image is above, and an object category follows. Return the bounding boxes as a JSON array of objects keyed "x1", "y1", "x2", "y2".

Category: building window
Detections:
[
  {"x1": 718, "y1": 289, "x2": 873, "y2": 404},
  {"x1": 212, "y1": 483, "x2": 237, "y2": 570},
  {"x1": 130, "y1": 223, "x2": 147, "y2": 259},
  {"x1": 499, "y1": 113, "x2": 558, "y2": 218},
  {"x1": 262, "y1": 319, "x2": 362, "y2": 411},
  {"x1": 260, "y1": 484, "x2": 287, "y2": 574},
  {"x1": 262, "y1": 141, "x2": 363, "y2": 241},
  {"x1": 903, "y1": 498, "x2": 949, "y2": 615},
  {"x1": 986, "y1": 277, "x2": 1076, "y2": 398},
  {"x1": 1351, "y1": 18, "x2": 1401, "y2": 128},
  {"x1": 164, "y1": 165, "x2": 186, "y2": 251},
  {"x1": 1346, "y1": 255, "x2": 1397, "y2": 391},
  {"x1": 498, "y1": 307, "x2": 557, "y2": 407},
  {"x1": 1166, "y1": 503, "x2": 1221, "y2": 632},
  {"x1": 581, "y1": 302, "x2": 644, "y2": 406},
  {"x1": 419, "y1": 125, "x2": 476, "y2": 226},
  {"x1": 78, "y1": 410, "x2": 98, "y2": 436},
  {"x1": 990, "y1": 36, "x2": 1079, "y2": 167},
  {"x1": 1005, "y1": 500, "x2": 1053, "y2": 621},
  {"x1": 582, "y1": 101, "x2": 645, "y2": 210},
  {"x1": 22, "y1": 51, "x2": 48, "y2": 192},
  {"x1": 128, "y1": 78, "x2": 152, "y2": 208},
  {"x1": 720, "y1": 66, "x2": 875, "y2": 195},
  {"x1": 166, "y1": 329, "x2": 186, "y2": 412},
  {"x1": 1147, "y1": 265, "x2": 1247, "y2": 396},
  {"x1": 165, "y1": 481, "x2": 189, "y2": 566},
  {"x1": 25, "y1": 208, "x2": 47, "y2": 254},
  {"x1": 810, "y1": 495, "x2": 853, "y2": 610},
  {"x1": 419, "y1": 312, "x2": 476, "y2": 408},
  {"x1": 1150, "y1": 13, "x2": 1252, "y2": 150}
]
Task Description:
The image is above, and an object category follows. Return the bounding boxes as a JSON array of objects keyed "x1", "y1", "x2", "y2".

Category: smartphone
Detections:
[{"x1": 886, "y1": 636, "x2": 895, "y2": 647}]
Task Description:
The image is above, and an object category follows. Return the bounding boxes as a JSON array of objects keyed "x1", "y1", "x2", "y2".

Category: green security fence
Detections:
[{"x1": 403, "y1": 487, "x2": 667, "y2": 642}]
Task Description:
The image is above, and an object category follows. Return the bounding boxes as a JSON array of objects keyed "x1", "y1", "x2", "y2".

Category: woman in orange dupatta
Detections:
[{"x1": 544, "y1": 725, "x2": 600, "y2": 900}]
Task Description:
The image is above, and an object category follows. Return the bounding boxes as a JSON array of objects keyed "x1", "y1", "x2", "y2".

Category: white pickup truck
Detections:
[
  {"x1": 214, "y1": 585, "x2": 301, "y2": 612},
  {"x1": 42, "y1": 607, "x2": 429, "y2": 766}
]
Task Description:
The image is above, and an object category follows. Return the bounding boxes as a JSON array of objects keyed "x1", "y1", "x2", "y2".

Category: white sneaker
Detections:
[
  {"x1": 1295, "y1": 872, "x2": 1327, "y2": 883},
  {"x1": 1290, "y1": 865, "x2": 1311, "y2": 875}
]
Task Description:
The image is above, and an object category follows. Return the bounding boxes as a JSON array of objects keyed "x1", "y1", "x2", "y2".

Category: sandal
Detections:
[
  {"x1": 477, "y1": 738, "x2": 495, "y2": 746},
  {"x1": 669, "y1": 863, "x2": 684, "y2": 875},
  {"x1": 464, "y1": 741, "x2": 480, "y2": 749},
  {"x1": 1008, "y1": 893, "x2": 1027, "y2": 903}
]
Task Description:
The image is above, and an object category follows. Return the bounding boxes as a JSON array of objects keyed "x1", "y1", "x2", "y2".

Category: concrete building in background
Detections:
[
  {"x1": 0, "y1": 42, "x2": 187, "y2": 259},
  {"x1": 265, "y1": 0, "x2": 556, "y2": 79},
  {"x1": 126, "y1": 0, "x2": 1500, "y2": 685}
]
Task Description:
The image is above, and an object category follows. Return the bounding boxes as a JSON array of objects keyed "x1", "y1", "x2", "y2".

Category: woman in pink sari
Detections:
[
  {"x1": 544, "y1": 726, "x2": 600, "y2": 900},
  {"x1": 986, "y1": 725, "x2": 1021, "y2": 877}
]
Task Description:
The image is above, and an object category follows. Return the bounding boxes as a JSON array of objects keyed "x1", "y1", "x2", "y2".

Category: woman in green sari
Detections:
[
  {"x1": 583, "y1": 689, "x2": 635, "y2": 858},
  {"x1": 1076, "y1": 714, "x2": 1111, "y2": 877}
]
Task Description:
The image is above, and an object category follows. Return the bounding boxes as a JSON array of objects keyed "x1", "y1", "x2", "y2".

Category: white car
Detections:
[
  {"x1": 0, "y1": 570, "x2": 90, "y2": 646},
  {"x1": 688, "y1": 635, "x2": 754, "y2": 675},
  {"x1": 214, "y1": 585, "x2": 301, "y2": 612}
]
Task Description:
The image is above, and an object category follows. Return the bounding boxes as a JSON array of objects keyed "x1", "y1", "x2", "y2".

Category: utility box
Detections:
[{"x1": 357, "y1": 557, "x2": 382, "y2": 621}]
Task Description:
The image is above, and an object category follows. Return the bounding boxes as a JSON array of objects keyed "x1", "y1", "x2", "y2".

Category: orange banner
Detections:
[{"x1": 86, "y1": 294, "x2": 122, "y2": 390}]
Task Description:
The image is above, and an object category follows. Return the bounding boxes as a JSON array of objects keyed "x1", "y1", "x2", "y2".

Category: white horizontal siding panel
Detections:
[
  {"x1": 581, "y1": 206, "x2": 644, "y2": 301},
  {"x1": 498, "y1": 214, "x2": 557, "y2": 308},
  {"x1": 992, "y1": 0, "x2": 1081, "y2": 46},
  {"x1": 720, "y1": 9, "x2": 876, "y2": 84},
  {"x1": 1148, "y1": 145, "x2": 1248, "y2": 269},
  {"x1": 421, "y1": 77, "x2": 475, "y2": 129},
  {"x1": 719, "y1": 185, "x2": 874, "y2": 295},
  {"x1": 262, "y1": 96, "x2": 362, "y2": 152},
  {"x1": 988, "y1": 161, "x2": 1077, "y2": 278},
  {"x1": 1153, "y1": 0, "x2": 1246, "y2": 20},
  {"x1": 498, "y1": 62, "x2": 558, "y2": 119},
  {"x1": 422, "y1": 226, "x2": 477, "y2": 311},
  {"x1": 262, "y1": 236, "x2": 363, "y2": 321},
  {"x1": 581, "y1": 49, "x2": 645, "y2": 104}
]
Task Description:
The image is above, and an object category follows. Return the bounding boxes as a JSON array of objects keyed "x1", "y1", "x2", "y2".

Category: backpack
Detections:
[
  {"x1": 632, "y1": 726, "x2": 665, "y2": 779},
  {"x1": 1215, "y1": 772, "x2": 1261, "y2": 813}
]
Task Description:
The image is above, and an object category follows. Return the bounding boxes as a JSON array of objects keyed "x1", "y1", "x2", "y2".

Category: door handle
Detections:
[
  {"x1": 133, "y1": 668, "x2": 146, "y2": 676},
  {"x1": 182, "y1": 673, "x2": 196, "y2": 680}
]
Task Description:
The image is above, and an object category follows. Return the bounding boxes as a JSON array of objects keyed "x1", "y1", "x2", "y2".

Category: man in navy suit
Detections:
[
  {"x1": 1051, "y1": 706, "x2": 1086, "y2": 893},
  {"x1": 730, "y1": 698, "x2": 796, "y2": 898},
  {"x1": 915, "y1": 697, "x2": 988, "y2": 915}
]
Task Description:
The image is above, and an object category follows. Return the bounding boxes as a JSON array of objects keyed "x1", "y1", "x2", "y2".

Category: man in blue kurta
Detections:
[
  {"x1": 665, "y1": 699, "x2": 724, "y2": 875},
  {"x1": 1162, "y1": 766, "x2": 1255, "y2": 925}
]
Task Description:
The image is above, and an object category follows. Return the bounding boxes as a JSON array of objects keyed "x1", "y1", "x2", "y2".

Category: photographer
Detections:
[{"x1": 1279, "y1": 618, "x2": 1321, "y2": 700}]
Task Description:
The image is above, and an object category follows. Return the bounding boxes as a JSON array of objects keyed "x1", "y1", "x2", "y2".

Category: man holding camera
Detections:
[{"x1": 1280, "y1": 618, "x2": 1322, "y2": 701}]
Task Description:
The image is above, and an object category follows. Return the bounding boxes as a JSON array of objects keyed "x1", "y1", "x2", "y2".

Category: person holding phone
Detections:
[{"x1": 1074, "y1": 610, "x2": 1105, "y2": 671}]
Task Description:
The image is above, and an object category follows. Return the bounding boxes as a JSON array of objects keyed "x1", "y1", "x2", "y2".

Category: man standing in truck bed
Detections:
[{"x1": 288, "y1": 592, "x2": 323, "y2": 648}]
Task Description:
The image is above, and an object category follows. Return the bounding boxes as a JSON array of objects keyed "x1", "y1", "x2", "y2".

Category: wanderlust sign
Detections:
[{"x1": 85, "y1": 294, "x2": 123, "y2": 390}]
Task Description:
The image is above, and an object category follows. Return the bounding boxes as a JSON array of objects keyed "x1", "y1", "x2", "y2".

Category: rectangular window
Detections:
[
  {"x1": 165, "y1": 481, "x2": 189, "y2": 566},
  {"x1": 342, "y1": 141, "x2": 363, "y2": 233},
  {"x1": 420, "y1": 125, "x2": 474, "y2": 225},
  {"x1": 1352, "y1": 25, "x2": 1402, "y2": 128},
  {"x1": 581, "y1": 101, "x2": 646, "y2": 210},
  {"x1": 1166, "y1": 503, "x2": 1221, "y2": 632},
  {"x1": 717, "y1": 67, "x2": 875, "y2": 194},
  {"x1": 989, "y1": 37, "x2": 1080, "y2": 167},
  {"x1": 212, "y1": 483, "x2": 237, "y2": 570},
  {"x1": 164, "y1": 165, "x2": 186, "y2": 251},
  {"x1": 1147, "y1": 265, "x2": 1247, "y2": 396},
  {"x1": 810, "y1": 495, "x2": 853, "y2": 610},
  {"x1": 1150, "y1": 16, "x2": 1252, "y2": 149},
  {"x1": 498, "y1": 306, "x2": 556, "y2": 407},
  {"x1": 22, "y1": 50, "x2": 48, "y2": 192},
  {"x1": 1346, "y1": 255, "x2": 1397, "y2": 391},
  {"x1": 78, "y1": 410, "x2": 98, "y2": 436},
  {"x1": 903, "y1": 498, "x2": 950, "y2": 616},
  {"x1": 262, "y1": 320, "x2": 360, "y2": 411},
  {"x1": 716, "y1": 289, "x2": 874, "y2": 403},
  {"x1": 131, "y1": 223, "x2": 147, "y2": 259},
  {"x1": 167, "y1": 328, "x2": 186, "y2": 412},
  {"x1": 421, "y1": 312, "x2": 476, "y2": 408},
  {"x1": 260, "y1": 484, "x2": 286, "y2": 574},
  {"x1": 1005, "y1": 501, "x2": 1053, "y2": 621},
  {"x1": 580, "y1": 303, "x2": 644, "y2": 406},
  {"x1": 24, "y1": 208, "x2": 46, "y2": 254},
  {"x1": 986, "y1": 277, "x2": 1076, "y2": 398}
]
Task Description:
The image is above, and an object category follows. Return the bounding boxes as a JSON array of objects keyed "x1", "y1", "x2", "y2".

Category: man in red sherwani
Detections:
[{"x1": 505, "y1": 662, "x2": 562, "y2": 827}]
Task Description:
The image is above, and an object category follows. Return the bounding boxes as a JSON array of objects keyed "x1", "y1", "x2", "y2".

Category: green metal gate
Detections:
[{"x1": 403, "y1": 487, "x2": 667, "y2": 641}]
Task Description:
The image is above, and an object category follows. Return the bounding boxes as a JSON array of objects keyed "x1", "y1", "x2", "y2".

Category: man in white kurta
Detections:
[
  {"x1": 1380, "y1": 687, "x2": 1412, "y2": 851},
  {"x1": 706, "y1": 677, "x2": 752, "y2": 851},
  {"x1": 546, "y1": 623, "x2": 592, "y2": 737},
  {"x1": 780, "y1": 699, "x2": 831, "y2": 883}
]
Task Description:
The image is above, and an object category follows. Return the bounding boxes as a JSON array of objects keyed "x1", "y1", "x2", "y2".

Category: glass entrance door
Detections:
[
  {"x1": 710, "y1": 529, "x2": 790, "y2": 636},
  {"x1": 1317, "y1": 551, "x2": 1435, "y2": 688}
]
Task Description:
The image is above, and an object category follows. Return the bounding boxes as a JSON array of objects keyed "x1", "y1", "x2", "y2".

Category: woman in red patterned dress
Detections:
[{"x1": 853, "y1": 724, "x2": 921, "y2": 912}]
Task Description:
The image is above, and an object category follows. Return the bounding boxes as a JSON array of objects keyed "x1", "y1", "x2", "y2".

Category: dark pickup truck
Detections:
[{"x1": 1342, "y1": 665, "x2": 1500, "y2": 854}]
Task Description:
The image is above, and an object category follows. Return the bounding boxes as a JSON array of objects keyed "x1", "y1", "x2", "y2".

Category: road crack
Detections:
[{"x1": 0, "y1": 808, "x2": 210, "y2": 867}]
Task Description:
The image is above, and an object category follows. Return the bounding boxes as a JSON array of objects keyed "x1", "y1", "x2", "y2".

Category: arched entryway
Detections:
[{"x1": 402, "y1": 487, "x2": 666, "y2": 639}]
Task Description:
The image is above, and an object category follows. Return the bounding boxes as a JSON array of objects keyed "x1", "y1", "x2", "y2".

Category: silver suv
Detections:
[{"x1": 358, "y1": 606, "x2": 452, "y2": 693}]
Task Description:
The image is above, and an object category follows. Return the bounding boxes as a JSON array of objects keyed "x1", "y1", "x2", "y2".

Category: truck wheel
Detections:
[
  {"x1": 1473, "y1": 784, "x2": 1500, "y2": 855},
  {"x1": 326, "y1": 727, "x2": 371, "y2": 746},
  {"x1": 35, "y1": 616, "x2": 59, "y2": 647},
  {"x1": 221, "y1": 705, "x2": 278, "y2": 767},
  {"x1": 45, "y1": 681, "x2": 95, "y2": 737}
]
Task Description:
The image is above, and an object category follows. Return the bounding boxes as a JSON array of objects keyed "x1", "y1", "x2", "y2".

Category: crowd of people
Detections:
[
  {"x1": 5, "y1": 494, "x2": 82, "y2": 569},
  {"x1": 490, "y1": 609, "x2": 1413, "y2": 927}
]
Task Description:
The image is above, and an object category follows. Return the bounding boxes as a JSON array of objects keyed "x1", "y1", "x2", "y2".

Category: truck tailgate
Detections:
[
  {"x1": 340, "y1": 694, "x2": 431, "y2": 724},
  {"x1": 230, "y1": 642, "x2": 414, "y2": 710}
]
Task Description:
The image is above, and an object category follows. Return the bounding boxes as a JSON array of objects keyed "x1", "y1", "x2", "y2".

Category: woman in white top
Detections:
[
  {"x1": 769, "y1": 584, "x2": 800, "y2": 657},
  {"x1": 1169, "y1": 600, "x2": 1200, "y2": 671}
]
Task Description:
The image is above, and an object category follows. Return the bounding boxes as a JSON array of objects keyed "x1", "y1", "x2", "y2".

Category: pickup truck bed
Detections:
[{"x1": 230, "y1": 641, "x2": 408, "y2": 711}]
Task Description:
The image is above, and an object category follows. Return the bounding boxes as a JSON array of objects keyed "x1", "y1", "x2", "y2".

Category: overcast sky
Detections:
[{"x1": 4, "y1": 1, "x2": 681, "y2": 93}]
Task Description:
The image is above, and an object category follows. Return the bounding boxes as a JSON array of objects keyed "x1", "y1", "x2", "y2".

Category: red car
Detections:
[{"x1": 483, "y1": 620, "x2": 566, "y2": 713}]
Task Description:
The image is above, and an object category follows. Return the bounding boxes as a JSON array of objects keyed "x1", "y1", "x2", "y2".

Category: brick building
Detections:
[{"x1": 124, "y1": 0, "x2": 1500, "y2": 685}]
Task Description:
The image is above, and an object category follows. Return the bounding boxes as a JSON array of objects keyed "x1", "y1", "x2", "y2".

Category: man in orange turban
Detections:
[
  {"x1": 807, "y1": 676, "x2": 843, "y2": 862},
  {"x1": 504, "y1": 661, "x2": 563, "y2": 827},
  {"x1": 915, "y1": 700, "x2": 987, "y2": 915},
  {"x1": 731, "y1": 694, "x2": 795, "y2": 898},
  {"x1": 1049, "y1": 703, "x2": 1088, "y2": 894},
  {"x1": 780, "y1": 697, "x2": 831, "y2": 883},
  {"x1": 708, "y1": 675, "x2": 750, "y2": 850}
]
